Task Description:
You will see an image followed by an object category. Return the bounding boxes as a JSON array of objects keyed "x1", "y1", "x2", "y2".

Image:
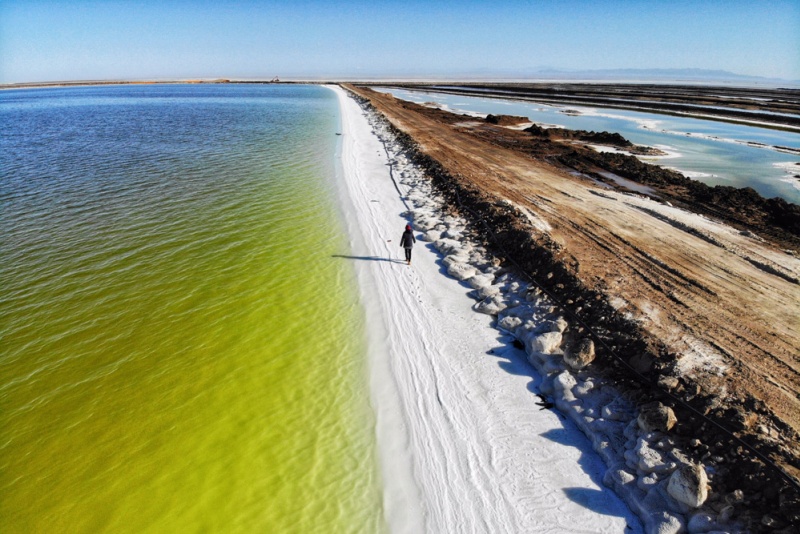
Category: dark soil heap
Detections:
[{"x1": 484, "y1": 113, "x2": 529, "y2": 126}]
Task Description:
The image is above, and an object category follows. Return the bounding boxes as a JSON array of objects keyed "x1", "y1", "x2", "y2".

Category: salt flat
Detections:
[{"x1": 329, "y1": 85, "x2": 641, "y2": 533}]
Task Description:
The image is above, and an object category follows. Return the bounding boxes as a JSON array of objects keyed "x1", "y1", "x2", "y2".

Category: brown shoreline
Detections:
[{"x1": 345, "y1": 84, "x2": 800, "y2": 530}]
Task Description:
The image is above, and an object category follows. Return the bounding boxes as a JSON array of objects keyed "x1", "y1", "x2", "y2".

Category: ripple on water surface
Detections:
[{"x1": 0, "y1": 84, "x2": 384, "y2": 533}]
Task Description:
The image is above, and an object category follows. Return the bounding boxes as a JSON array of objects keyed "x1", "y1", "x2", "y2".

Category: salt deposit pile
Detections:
[{"x1": 336, "y1": 86, "x2": 797, "y2": 533}]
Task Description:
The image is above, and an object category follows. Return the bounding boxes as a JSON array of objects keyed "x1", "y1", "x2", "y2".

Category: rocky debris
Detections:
[
  {"x1": 348, "y1": 86, "x2": 800, "y2": 534},
  {"x1": 638, "y1": 402, "x2": 678, "y2": 433},
  {"x1": 563, "y1": 337, "x2": 596, "y2": 370},
  {"x1": 529, "y1": 331, "x2": 563, "y2": 354},
  {"x1": 668, "y1": 463, "x2": 709, "y2": 508}
]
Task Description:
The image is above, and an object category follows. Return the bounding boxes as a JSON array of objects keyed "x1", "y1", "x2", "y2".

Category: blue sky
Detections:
[{"x1": 1, "y1": 0, "x2": 798, "y2": 83}]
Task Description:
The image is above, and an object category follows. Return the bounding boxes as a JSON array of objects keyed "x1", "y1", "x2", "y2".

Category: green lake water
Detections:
[{"x1": 0, "y1": 84, "x2": 384, "y2": 532}]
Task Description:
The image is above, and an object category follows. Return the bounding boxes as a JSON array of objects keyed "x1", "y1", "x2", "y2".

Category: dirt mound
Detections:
[{"x1": 485, "y1": 114, "x2": 529, "y2": 126}]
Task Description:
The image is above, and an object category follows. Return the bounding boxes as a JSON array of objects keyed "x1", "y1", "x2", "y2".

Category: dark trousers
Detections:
[{"x1": 404, "y1": 248, "x2": 412, "y2": 261}]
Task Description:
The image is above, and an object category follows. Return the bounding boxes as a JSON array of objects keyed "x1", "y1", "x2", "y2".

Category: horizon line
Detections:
[{"x1": 4, "y1": 74, "x2": 800, "y2": 90}]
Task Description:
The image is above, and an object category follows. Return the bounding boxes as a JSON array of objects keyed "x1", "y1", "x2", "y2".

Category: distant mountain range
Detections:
[
  {"x1": 523, "y1": 68, "x2": 798, "y2": 85},
  {"x1": 334, "y1": 67, "x2": 799, "y2": 87}
]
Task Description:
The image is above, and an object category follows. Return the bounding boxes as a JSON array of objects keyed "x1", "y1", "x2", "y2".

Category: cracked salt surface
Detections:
[{"x1": 330, "y1": 85, "x2": 747, "y2": 534}]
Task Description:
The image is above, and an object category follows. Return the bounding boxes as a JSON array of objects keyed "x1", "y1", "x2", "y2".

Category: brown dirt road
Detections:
[{"x1": 346, "y1": 85, "x2": 800, "y2": 482}]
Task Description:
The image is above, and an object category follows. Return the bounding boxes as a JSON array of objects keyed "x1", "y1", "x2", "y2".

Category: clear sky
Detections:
[{"x1": 1, "y1": 0, "x2": 798, "y2": 83}]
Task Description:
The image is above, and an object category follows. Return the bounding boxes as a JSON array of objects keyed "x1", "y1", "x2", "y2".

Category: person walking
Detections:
[{"x1": 400, "y1": 224, "x2": 416, "y2": 265}]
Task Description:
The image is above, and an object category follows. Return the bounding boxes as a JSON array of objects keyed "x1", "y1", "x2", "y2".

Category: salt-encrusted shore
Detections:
[
  {"x1": 329, "y1": 85, "x2": 643, "y2": 533},
  {"x1": 328, "y1": 83, "x2": 793, "y2": 533}
]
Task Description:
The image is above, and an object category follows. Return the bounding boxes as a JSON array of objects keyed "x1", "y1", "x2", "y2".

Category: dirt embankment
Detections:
[
  {"x1": 524, "y1": 123, "x2": 666, "y2": 155},
  {"x1": 345, "y1": 85, "x2": 800, "y2": 529},
  {"x1": 485, "y1": 119, "x2": 800, "y2": 250}
]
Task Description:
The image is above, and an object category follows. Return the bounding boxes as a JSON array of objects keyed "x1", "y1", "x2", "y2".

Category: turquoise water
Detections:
[
  {"x1": 378, "y1": 87, "x2": 800, "y2": 204},
  {"x1": 1, "y1": 84, "x2": 384, "y2": 532}
]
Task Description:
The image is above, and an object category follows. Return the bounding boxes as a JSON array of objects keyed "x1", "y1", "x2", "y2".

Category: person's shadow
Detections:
[{"x1": 332, "y1": 254, "x2": 406, "y2": 264}]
